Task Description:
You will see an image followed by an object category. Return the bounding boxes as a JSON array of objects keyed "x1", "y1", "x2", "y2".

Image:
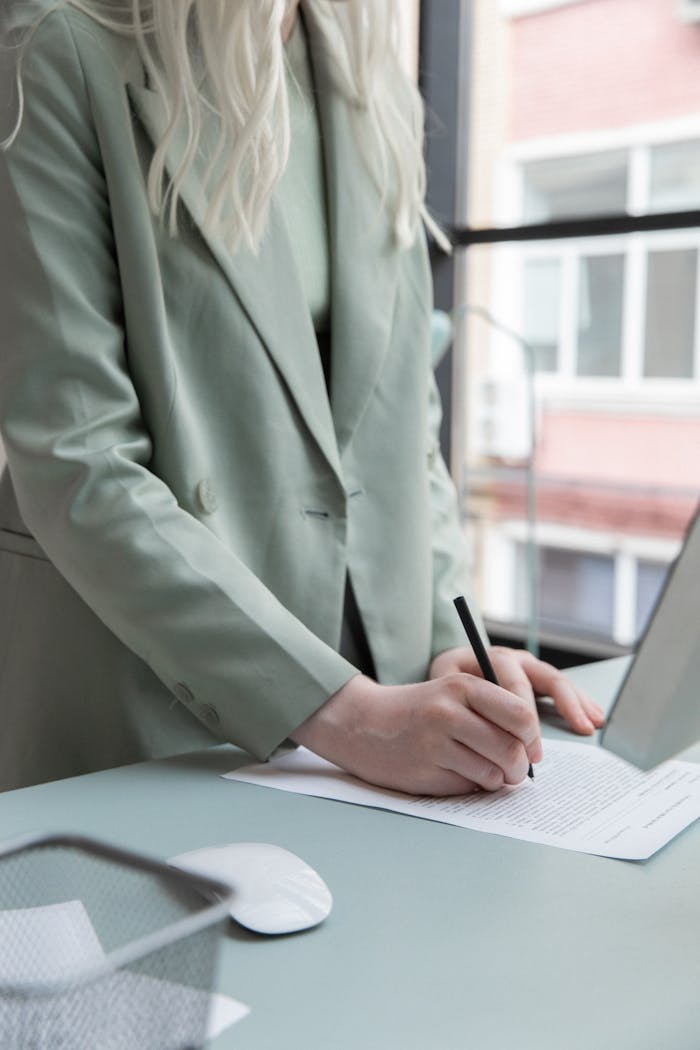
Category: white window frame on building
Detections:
[
  {"x1": 482, "y1": 519, "x2": 682, "y2": 649},
  {"x1": 493, "y1": 117, "x2": 700, "y2": 406}
]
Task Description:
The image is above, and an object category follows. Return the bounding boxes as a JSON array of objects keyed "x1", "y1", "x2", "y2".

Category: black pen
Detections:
[{"x1": 453, "y1": 595, "x2": 534, "y2": 780}]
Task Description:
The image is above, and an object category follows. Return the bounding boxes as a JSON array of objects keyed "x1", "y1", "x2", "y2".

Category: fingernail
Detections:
[
  {"x1": 579, "y1": 716, "x2": 595, "y2": 733},
  {"x1": 530, "y1": 740, "x2": 543, "y2": 762}
]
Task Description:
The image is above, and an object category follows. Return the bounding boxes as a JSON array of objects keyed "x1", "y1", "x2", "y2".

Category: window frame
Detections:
[
  {"x1": 421, "y1": 2, "x2": 700, "y2": 664},
  {"x1": 486, "y1": 519, "x2": 682, "y2": 647},
  {"x1": 494, "y1": 127, "x2": 700, "y2": 388}
]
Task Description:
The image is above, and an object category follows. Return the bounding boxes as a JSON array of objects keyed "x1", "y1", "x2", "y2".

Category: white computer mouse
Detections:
[{"x1": 168, "y1": 842, "x2": 333, "y2": 936}]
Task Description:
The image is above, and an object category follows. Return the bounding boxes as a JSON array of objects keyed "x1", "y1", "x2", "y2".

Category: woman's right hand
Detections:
[{"x1": 290, "y1": 672, "x2": 543, "y2": 796}]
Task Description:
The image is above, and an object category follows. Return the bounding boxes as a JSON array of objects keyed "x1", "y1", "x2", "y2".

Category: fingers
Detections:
[
  {"x1": 436, "y1": 645, "x2": 606, "y2": 740},
  {"x1": 303, "y1": 651, "x2": 608, "y2": 797},
  {"x1": 420, "y1": 766, "x2": 482, "y2": 797},
  {"x1": 577, "y1": 689, "x2": 606, "y2": 729},
  {"x1": 293, "y1": 673, "x2": 540, "y2": 796},
  {"x1": 449, "y1": 673, "x2": 542, "y2": 755},
  {"x1": 489, "y1": 649, "x2": 536, "y2": 703},
  {"x1": 504, "y1": 650, "x2": 606, "y2": 734},
  {"x1": 447, "y1": 710, "x2": 532, "y2": 787},
  {"x1": 438, "y1": 674, "x2": 542, "y2": 773}
]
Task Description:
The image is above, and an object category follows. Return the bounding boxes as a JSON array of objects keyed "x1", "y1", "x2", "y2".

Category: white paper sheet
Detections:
[
  {"x1": 0, "y1": 899, "x2": 249, "y2": 1047},
  {"x1": 224, "y1": 739, "x2": 700, "y2": 860},
  {"x1": 206, "y1": 990, "x2": 251, "y2": 1039},
  {"x1": 0, "y1": 899, "x2": 104, "y2": 984}
]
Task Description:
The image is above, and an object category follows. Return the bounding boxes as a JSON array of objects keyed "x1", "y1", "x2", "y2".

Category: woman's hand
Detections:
[
  {"x1": 429, "y1": 646, "x2": 605, "y2": 736},
  {"x1": 290, "y1": 672, "x2": 543, "y2": 797}
]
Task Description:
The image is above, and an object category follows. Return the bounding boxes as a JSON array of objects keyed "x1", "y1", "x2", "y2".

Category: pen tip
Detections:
[{"x1": 528, "y1": 764, "x2": 534, "y2": 780}]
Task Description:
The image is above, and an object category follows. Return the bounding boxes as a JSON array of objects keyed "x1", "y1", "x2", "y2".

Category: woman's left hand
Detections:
[{"x1": 429, "y1": 646, "x2": 605, "y2": 735}]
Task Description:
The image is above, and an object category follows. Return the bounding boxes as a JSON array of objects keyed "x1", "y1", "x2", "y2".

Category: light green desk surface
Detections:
[{"x1": 1, "y1": 658, "x2": 698, "y2": 1049}]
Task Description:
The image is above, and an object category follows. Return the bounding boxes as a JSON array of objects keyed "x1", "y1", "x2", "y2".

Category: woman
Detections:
[{"x1": 0, "y1": 0, "x2": 603, "y2": 793}]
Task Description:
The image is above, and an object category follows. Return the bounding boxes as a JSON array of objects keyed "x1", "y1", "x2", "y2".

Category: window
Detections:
[
  {"x1": 635, "y1": 559, "x2": 668, "y2": 638},
  {"x1": 522, "y1": 151, "x2": 628, "y2": 223},
  {"x1": 511, "y1": 537, "x2": 677, "y2": 647},
  {"x1": 522, "y1": 259, "x2": 560, "y2": 372},
  {"x1": 644, "y1": 248, "x2": 697, "y2": 379},
  {"x1": 454, "y1": 0, "x2": 700, "y2": 656},
  {"x1": 520, "y1": 546, "x2": 616, "y2": 639},
  {"x1": 649, "y1": 140, "x2": 700, "y2": 213},
  {"x1": 512, "y1": 145, "x2": 700, "y2": 384},
  {"x1": 576, "y1": 252, "x2": 624, "y2": 377}
]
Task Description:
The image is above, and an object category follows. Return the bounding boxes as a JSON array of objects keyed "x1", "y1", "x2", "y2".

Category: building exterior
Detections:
[{"x1": 460, "y1": 0, "x2": 700, "y2": 651}]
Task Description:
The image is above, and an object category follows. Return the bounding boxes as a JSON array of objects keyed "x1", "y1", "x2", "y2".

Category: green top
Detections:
[
  {"x1": 280, "y1": 19, "x2": 370, "y2": 669},
  {"x1": 278, "y1": 16, "x2": 331, "y2": 336}
]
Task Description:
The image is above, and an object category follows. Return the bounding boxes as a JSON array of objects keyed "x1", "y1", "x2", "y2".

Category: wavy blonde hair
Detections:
[{"x1": 6, "y1": 0, "x2": 444, "y2": 253}]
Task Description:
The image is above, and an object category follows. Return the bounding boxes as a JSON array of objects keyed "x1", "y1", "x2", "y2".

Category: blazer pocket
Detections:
[{"x1": 0, "y1": 528, "x2": 49, "y2": 561}]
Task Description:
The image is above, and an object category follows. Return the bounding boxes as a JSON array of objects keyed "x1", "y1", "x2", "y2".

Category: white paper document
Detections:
[
  {"x1": 206, "y1": 991, "x2": 251, "y2": 1040},
  {"x1": 0, "y1": 899, "x2": 249, "y2": 1047},
  {"x1": 0, "y1": 899, "x2": 103, "y2": 984},
  {"x1": 224, "y1": 739, "x2": 700, "y2": 860}
]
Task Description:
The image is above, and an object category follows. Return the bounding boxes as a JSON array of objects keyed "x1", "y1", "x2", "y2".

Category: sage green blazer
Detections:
[{"x1": 0, "y1": 3, "x2": 474, "y2": 790}]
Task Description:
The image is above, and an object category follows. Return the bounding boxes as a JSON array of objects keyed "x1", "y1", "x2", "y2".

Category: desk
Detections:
[{"x1": 0, "y1": 658, "x2": 698, "y2": 1049}]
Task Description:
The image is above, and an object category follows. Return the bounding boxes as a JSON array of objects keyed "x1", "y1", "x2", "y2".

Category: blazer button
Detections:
[
  {"x1": 173, "y1": 682, "x2": 195, "y2": 705},
  {"x1": 198, "y1": 703, "x2": 220, "y2": 727},
  {"x1": 197, "y1": 478, "x2": 218, "y2": 515}
]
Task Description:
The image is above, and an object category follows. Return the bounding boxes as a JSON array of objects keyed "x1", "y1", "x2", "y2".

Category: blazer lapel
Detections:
[
  {"x1": 304, "y1": 6, "x2": 401, "y2": 454},
  {"x1": 126, "y1": 81, "x2": 343, "y2": 482}
]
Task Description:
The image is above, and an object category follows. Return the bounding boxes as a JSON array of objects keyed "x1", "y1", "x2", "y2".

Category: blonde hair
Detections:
[{"x1": 5, "y1": 0, "x2": 446, "y2": 253}]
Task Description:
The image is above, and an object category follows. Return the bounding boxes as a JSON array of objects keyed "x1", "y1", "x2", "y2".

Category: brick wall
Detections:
[{"x1": 511, "y1": 0, "x2": 700, "y2": 139}]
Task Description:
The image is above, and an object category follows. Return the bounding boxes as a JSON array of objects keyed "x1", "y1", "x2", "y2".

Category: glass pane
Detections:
[
  {"x1": 518, "y1": 546, "x2": 615, "y2": 638},
  {"x1": 458, "y1": 0, "x2": 700, "y2": 651},
  {"x1": 576, "y1": 254, "x2": 624, "y2": 376},
  {"x1": 456, "y1": 242, "x2": 700, "y2": 652},
  {"x1": 635, "y1": 560, "x2": 667, "y2": 639},
  {"x1": 644, "y1": 249, "x2": 697, "y2": 378},
  {"x1": 523, "y1": 258, "x2": 560, "y2": 372},
  {"x1": 649, "y1": 140, "x2": 700, "y2": 212},
  {"x1": 522, "y1": 152, "x2": 628, "y2": 224},
  {"x1": 541, "y1": 548, "x2": 615, "y2": 636}
]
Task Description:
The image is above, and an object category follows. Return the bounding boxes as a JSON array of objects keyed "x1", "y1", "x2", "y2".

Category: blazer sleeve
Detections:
[{"x1": 0, "y1": 11, "x2": 356, "y2": 760}]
